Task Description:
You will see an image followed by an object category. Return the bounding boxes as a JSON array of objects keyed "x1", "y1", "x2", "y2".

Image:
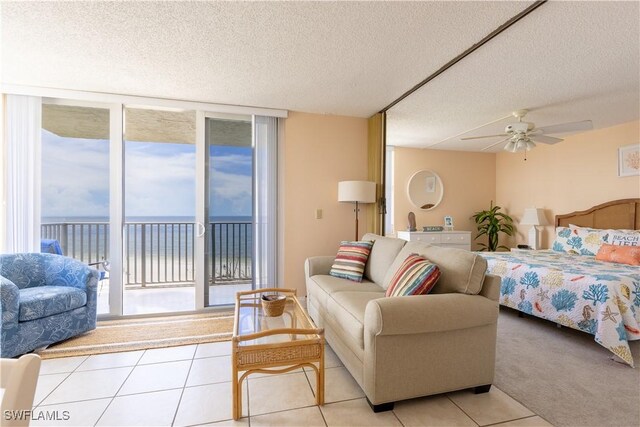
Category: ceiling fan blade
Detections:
[
  {"x1": 531, "y1": 135, "x2": 563, "y2": 144},
  {"x1": 460, "y1": 133, "x2": 508, "y2": 141},
  {"x1": 481, "y1": 137, "x2": 511, "y2": 151},
  {"x1": 535, "y1": 120, "x2": 593, "y2": 135}
]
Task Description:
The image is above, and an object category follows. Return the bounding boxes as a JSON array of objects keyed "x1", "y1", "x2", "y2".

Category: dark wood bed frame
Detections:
[{"x1": 555, "y1": 198, "x2": 640, "y2": 230}]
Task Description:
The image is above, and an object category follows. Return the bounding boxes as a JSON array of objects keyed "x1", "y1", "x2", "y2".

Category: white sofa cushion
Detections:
[
  {"x1": 384, "y1": 242, "x2": 487, "y2": 295},
  {"x1": 362, "y1": 233, "x2": 406, "y2": 287},
  {"x1": 307, "y1": 274, "x2": 383, "y2": 311},
  {"x1": 327, "y1": 291, "x2": 384, "y2": 355}
]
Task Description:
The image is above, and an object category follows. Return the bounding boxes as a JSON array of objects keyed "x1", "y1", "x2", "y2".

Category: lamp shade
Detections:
[
  {"x1": 520, "y1": 208, "x2": 549, "y2": 226},
  {"x1": 338, "y1": 181, "x2": 376, "y2": 203}
]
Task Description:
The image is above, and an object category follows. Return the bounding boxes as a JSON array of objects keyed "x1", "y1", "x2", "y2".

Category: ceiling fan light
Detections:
[
  {"x1": 515, "y1": 139, "x2": 527, "y2": 151},
  {"x1": 525, "y1": 140, "x2": 536, "y2": 151},
  {"x1": 504, "y1": 141, "x2": 516, "y2": 152}
]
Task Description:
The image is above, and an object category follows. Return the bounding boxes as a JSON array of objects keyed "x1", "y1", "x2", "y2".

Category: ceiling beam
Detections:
[{"x1": 380, "y1": 0, "x2": 547, "y2": 113}]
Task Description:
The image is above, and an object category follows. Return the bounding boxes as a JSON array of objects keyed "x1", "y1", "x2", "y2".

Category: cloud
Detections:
[
  {"x1": 42, "y1": 131, "x2": 253, "y2": 219},
  {"x1": 41, "y1": 131, "x2": 110, "y2": 217}
]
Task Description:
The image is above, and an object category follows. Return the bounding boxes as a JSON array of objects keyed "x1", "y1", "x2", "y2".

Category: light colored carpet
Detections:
[
  {"x1": 38, "y1": 311, "x2": 234, "y2": 359},
  {"x1": 495, "y1": 307, "x2": 640, "y2": 427}
]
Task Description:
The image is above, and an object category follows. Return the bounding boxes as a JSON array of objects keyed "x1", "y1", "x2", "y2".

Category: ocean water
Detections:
[{"x1": 41, "y1": 216, "x2": 253, "y2": 285}]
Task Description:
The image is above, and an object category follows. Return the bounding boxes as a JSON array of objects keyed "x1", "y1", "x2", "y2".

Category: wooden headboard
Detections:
[{"x1": 555, "y1": 199, "x2": 640, "y2": 230}]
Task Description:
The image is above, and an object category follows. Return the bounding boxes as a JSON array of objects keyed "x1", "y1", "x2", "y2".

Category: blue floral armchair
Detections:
[{"x1": 0, "y1": 253, "x2": 99, "y2": 358}]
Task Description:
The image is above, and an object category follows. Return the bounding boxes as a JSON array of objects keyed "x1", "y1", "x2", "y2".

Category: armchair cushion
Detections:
[{"x1": 19, "y1": 286, "x2": 87, "y2": 322}]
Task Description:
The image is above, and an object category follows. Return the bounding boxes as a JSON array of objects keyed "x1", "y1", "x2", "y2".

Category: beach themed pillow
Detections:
[
  {"x1": 551, "y1": 227, "x2": 578, "y2": 254},
  {"x1": 329, "y1": 240, "x2": 374, "y2": 282},
  {"x1": 605, "y1": 230, "x2": 640, "y2": 247},
  {"x1": 385, "y1": 254, "x2": 441, "y2": 297},
  {"x1": 596, "y1": 244, "x2": 640, "y2": 266},
  {"x1": 568, "y1": 224, "x2": 607, "y2": 256}
]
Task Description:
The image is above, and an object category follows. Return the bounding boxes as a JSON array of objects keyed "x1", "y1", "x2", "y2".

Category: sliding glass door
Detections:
[
  {"x1": 40, "y1": 101, "x2": 116, "y2": 315},
  {"x1": 38, "y1": 96, "x2": 278, "y2": 317},
  {"x1": 203, "y1": 115, "x2": 253, "y2": 306},
  {"x1": 122, "y1": 106, "x2": 197, "y2": 315}
]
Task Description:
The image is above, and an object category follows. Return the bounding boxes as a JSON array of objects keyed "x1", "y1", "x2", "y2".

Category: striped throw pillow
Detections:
[
  {"x1": 385, "y1": 254, "x2": 441, "y2": 297},
  {"x1": 329, "y1": 240, "x2": 374, "y2": 282}
]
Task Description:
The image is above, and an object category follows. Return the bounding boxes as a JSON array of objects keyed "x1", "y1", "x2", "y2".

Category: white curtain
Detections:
[
  {"x1": 253, "y1": 116, "x2": 278, "y2": 289},
  {"x1": 4, "y1": 95, "x2": 42, "y2": 253}
]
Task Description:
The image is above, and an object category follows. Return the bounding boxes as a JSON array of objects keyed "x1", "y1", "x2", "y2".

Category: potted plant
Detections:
[{"x1": 471, "y1": 201, "x2": 515, "y2": 251}]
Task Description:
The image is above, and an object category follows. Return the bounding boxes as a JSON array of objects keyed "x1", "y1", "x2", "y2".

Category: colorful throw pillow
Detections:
[
  {"x1": 606, "y1": 230, "x2": 640, "y2": 247},
  {"x1": 551, "y1": 227, "x2": 579, "y2": 254},
  {"x1": 596, "y1": 244, "x2": 640, "y2": 266},
  {"x1": 567, "y1": 224, "x2": 608, "y2": 256},
  {"x1": 385, "y1": 254, "x2": 441, "y2": 297},
  {"x1": 329, "y1": 240, "x2": 374, "y2": 282}
]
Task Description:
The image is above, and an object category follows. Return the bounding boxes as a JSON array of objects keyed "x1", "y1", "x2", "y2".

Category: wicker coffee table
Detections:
[{"x1": 231, "y1": 288, "x2": 325, "y2": 420}]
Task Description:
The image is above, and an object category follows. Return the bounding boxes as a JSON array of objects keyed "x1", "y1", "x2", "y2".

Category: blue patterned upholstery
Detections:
[
  {"x1": 18, "y1": 287, "x2": 87, "y2": 322},
  {"x1": 0, "y1": 253, "x2": 99, "y2": 358}
]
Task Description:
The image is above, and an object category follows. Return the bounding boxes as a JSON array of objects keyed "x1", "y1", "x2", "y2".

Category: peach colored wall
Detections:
[
  {"x1": 496, "y1": 120, "x2": 640, "y2": 249},
  {"x1": 282, "y1": 112, "x2": 370, "y2": 294},
  {"x1": 393, "y1": 148, "x2": 496, "y2": 250}
]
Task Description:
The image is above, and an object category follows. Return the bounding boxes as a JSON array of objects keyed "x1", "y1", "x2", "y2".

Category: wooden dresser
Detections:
[{"x1": 396, "y1": 230, "x2": 472, "y2": 251}]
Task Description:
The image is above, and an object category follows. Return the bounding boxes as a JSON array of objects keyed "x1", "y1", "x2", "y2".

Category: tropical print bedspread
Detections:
[{"x1": 481, "y1": 250, "x2": 640, "y2": 367}]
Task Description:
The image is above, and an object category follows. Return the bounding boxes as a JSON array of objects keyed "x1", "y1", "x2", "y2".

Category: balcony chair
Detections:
[{"x1": 0, "y1": 253, "x2": 99, "y2": 359}]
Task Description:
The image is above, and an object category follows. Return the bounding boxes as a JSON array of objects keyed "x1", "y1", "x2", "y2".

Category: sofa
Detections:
[
  {"x1": 0, "y1": 253, "x2": 99, "y2": 358},
  {"x1": 304, "y1": 233, "x2": 500, "y2": 411}
]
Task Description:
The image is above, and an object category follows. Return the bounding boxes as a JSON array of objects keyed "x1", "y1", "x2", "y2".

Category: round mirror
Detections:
[{"x1": 407, "y1": 170, "x2": 444, "y2": 210}]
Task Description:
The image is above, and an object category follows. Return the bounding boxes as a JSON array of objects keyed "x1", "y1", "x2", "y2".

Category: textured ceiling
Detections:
[
  {"x1": 3, "y1": 2, "x2": 637, "y2": 151},
  {"x1": 1, "y1": 1, "x2": 530, "y2": 117},
  {"x1": 387, "y1": 1, "x2": 640, "y2": 151}
]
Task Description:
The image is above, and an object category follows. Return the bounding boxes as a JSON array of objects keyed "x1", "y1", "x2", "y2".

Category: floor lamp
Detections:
[
  {"x1": 338, "y1": 181, "x2": 376, "y2": 241},
  {"x1": 520, "y1": 208, "x2": 548, "y2": 250}
]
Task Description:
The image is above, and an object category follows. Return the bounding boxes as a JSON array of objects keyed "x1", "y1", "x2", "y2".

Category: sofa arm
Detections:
[
  {"x1": 304, "y1": 256, "x2": 335, "y2": 278},
  {"x1": 365, "y1": 293, "x2": 498, "y2": 337},
  {"x1": 0, "y1": 276, "x2": 20, "y2": 328},
  {"x1": 480, "y1": 274, "x2": 501, "y2": 302}
]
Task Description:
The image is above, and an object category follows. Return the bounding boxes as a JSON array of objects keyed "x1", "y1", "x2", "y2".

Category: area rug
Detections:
[
  {"x1": 37, "y1": 311, "x2": 234, "y2": 359},
  {"x1": 495, "y1": 307, "x2": 640, "y2": 427}
]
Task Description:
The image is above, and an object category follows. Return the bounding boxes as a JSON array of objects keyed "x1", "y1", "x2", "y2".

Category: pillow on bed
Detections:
[
  {"x1": 567, "y1": 224, "x2": 608, "y2": 256},
  {"x1": 596, "y1": 244, "x2": 640, "y2": 266},
  {"x1": 605, "y1": 230, "x2": 640, "y2": 247},
  {"x1": 552, "y1": 226, "x2": 581, "y2": 254}
]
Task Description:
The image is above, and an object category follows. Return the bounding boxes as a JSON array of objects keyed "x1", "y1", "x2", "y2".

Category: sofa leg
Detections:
[
  {"x1": 474, "y1": 384, "x2": 492, "y2": 394},
  {"x1": 366, "y1": 398, "x2": 394, "y2": 412}
]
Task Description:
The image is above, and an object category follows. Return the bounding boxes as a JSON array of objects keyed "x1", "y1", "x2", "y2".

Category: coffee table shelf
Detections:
[{"x1": 231, "y1": 288, "x2": 325, "y2": 420}]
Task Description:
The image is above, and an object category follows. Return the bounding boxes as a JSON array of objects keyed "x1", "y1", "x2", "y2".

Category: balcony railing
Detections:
[{"x1": 41, "y1": 221, "x2": 252, "y2": 287}]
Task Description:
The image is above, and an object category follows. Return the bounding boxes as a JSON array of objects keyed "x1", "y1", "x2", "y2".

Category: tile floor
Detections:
[{"x1": 31, "y1": 342, "x2": 553, "y2": 427}]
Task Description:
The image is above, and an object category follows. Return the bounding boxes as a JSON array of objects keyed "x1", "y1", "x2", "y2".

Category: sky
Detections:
[{"x1": 41, "y1": 130, "x2": 252, "y2": 218}]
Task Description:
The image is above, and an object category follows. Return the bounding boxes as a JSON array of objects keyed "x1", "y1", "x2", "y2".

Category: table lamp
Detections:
[
  {"x1": 338, "y1": 181, "x2": 376, "y2": 240},
  {"x1": 520, "y1": 207, "x2": 548, "y2": 250}
]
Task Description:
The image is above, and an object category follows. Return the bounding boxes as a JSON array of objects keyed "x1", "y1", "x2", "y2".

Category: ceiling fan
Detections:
[{"x1": 461, "y1": 110, "x2": 593, "y2": 153}]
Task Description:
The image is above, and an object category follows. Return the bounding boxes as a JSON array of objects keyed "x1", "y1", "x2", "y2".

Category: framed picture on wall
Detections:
[
  {"x1": 444, "y1": 215, "x2": 453, "y2": 230},
  {"x1": 618, "y1": 144, "x2": 640, "y2": 177}
]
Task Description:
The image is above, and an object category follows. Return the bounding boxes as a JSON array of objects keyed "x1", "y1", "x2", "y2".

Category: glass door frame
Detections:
[
  {"x1": 41, "y1": 97, "x2": 124, "y2": 318},
  {"x1": 23, "y1": 84, "x2": 287, "y2": 318},
  {"x1": 198, "y1": 111, "x2": 255, "y2": 309}
]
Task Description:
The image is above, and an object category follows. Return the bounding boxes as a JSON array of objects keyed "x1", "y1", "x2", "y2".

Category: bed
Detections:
[{"x1": 481, "y1": 199, "x2": 640, "y2": 367}]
